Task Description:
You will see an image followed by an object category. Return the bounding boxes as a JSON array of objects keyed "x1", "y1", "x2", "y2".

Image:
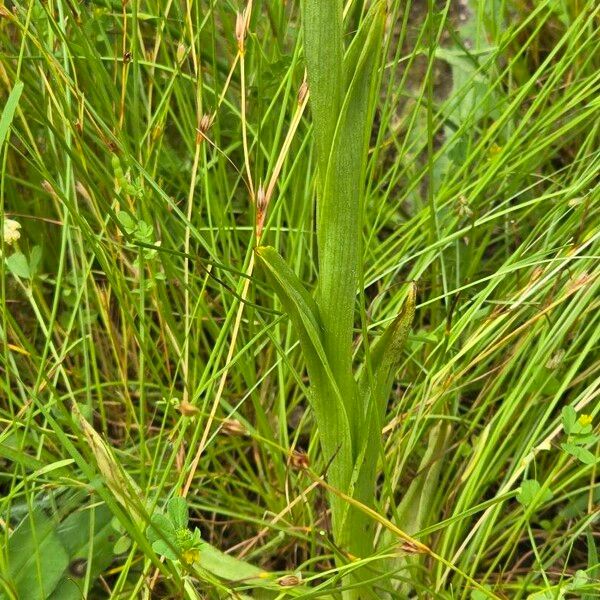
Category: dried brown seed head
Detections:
[
  {"x1": 289, "y1": 450, "x2": 309, "y2": 470},
  {"x1": 42, "y1": 180, "x2": 55, "y2": 195},
  {"x1": 278, "y1": 574, "x2": 301, "y2": 587},
  {"x1": 221, "y1": 418, "x2": 246, "y2": 436},
  {"x1": 398, "y1": 541, "x2": 428, "y2": 554},
  {"x1": 235, "y1": 12, "x2": 246, "y2": 51},
  {"x1": 178, "y1": 400, "x2": 199, "y2": 417},
  {"x1": 298, "y1": 80, "x2": 308, "y2": 105},
  {"x1": 199, "y1": 113, "x2": 214, "y2": 134},
  {"x1": 176, "y1": 42, "x2": 186, "y2": 64}
]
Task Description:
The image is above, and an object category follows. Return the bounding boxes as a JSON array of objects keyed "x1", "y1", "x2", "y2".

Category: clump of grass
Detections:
[{"x1": 1, "y1": 0, "x2": 599, "y2": 598}]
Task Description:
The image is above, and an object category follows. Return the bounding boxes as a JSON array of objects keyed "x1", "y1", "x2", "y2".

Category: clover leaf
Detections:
[
  {"x1": 517, "y1": 479, "x2": 553, "y2": 507},
  {"x1": 146, "y1": 497, "x2": 201, "y2": 565}
]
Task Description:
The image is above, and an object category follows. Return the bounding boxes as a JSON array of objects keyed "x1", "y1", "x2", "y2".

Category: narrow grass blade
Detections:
[
  {"x1": 383, "y1": 423, "x2": 450, "y2": 594},
  {"x1": 395, "y1": 423, "x2": 450, "y2": 535},
  {"x1": 0, "y1": 81, "x2": 23, "y2": 146}
]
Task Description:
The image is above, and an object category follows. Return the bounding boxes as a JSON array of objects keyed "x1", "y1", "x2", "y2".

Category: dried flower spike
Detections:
[{"x1": 235, "y1": 11, "x2": 246, "y2": 52}]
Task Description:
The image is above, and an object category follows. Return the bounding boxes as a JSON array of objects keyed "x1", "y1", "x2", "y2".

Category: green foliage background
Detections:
[{"x1": 1, "y1": 0, "x2": 599, "y2": 597}]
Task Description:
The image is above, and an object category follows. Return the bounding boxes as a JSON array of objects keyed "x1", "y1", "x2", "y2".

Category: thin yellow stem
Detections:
[{"x1": 182, "y1": 252, "x2": 255, "y2": 497}]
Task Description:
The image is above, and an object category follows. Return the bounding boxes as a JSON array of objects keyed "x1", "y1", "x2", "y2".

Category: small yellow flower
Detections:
[
  {"x1": 181, "y1": 547, "x2": 200, "y2": 564},
  {"x1": 578, "y1": 414, "x2": 593, "y2": 427},
  {"x1": 3, "y1": 219, "x2": 21, "y2": 245},
  {"x1": 488, "y1": 143, "x2": 502, "y2": 159}
]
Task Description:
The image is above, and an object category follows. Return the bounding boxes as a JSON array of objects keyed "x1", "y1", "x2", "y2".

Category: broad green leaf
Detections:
[
  {"x1": 435, "y1": 46, "x2": 497, "y2": 125},
  {"x1": 151, "y1": 539, "x2": 178, "y2": 561},
  {"x1": 316, "y1": 3, "x2": 386, "y2": 428},
  {"x1": 147, "y1": 513, "x2": 179, "y2": 563},
  {"x1": 49, "y1": 505, "x2": 115, "y2": 600},
  {"x1": 117, "y1": 211, "x2": 136, "y2": 234},
  {"x1": 570, "y1": 569, "x2": 588, "y2": 589},
  {"x1": 527, "y1": 591, "x2": 563, "y2": 600},
  {"x1": 136, "y1": 220, "x2": 153, "y2": 242},
  {"x1": 538, "y1": 372, "x2": 562, "y2": 395},
  {"x1": 5, "y1": 252, "x2": 30, "y2": 279},
  {"x1": 255, "y1": 247, "x2": 333, "y2": 385},
  {"x1": 517, "y1": 479, "x2": 553, "y2": 506},
  {"x1": 54, "y1": 504, "x2": 113, "y2": 557},
  {"x1": 435, "y1": 1, "x2": 498, "y2": 129},
  {"x1": 559, "y1": 487, "x2": 600, "y2": 519},
  {"x1": 561, "y1": 443, "x2": 596, "y2": 465},
  {"x1": 573, "y1": 433, "x2": 599, "y2": 445},
  {"x1": 198, "y1": 542, "x2": 267, "y2": 582},
  {"x1": 3, "y1": 508, "x2": 69, "y2": 600},
  {"x1": 28, "y1": 245, "x2": 42, "y2": 277},
  {"x1": 147, "y1": 513, "x2": 175, "y2": 544},
  {"x1": 167, "y1": 497, "x2": 188, "y2": 530},
  {"x1": 196, "y1": 544, "x2": 319, "y2": 597},
  {"x1": 0, "y1": 440, "x2": 46, "y2": 472},
  {"x1": 256, "y1": 246, "x2": 353, "y2": 536},
  {"x1": 113, "y1": 535, "x2": 131, "y2": 555},
  {"x1": 301, "y1": 0, "x2": 343, "y2": 181}
]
